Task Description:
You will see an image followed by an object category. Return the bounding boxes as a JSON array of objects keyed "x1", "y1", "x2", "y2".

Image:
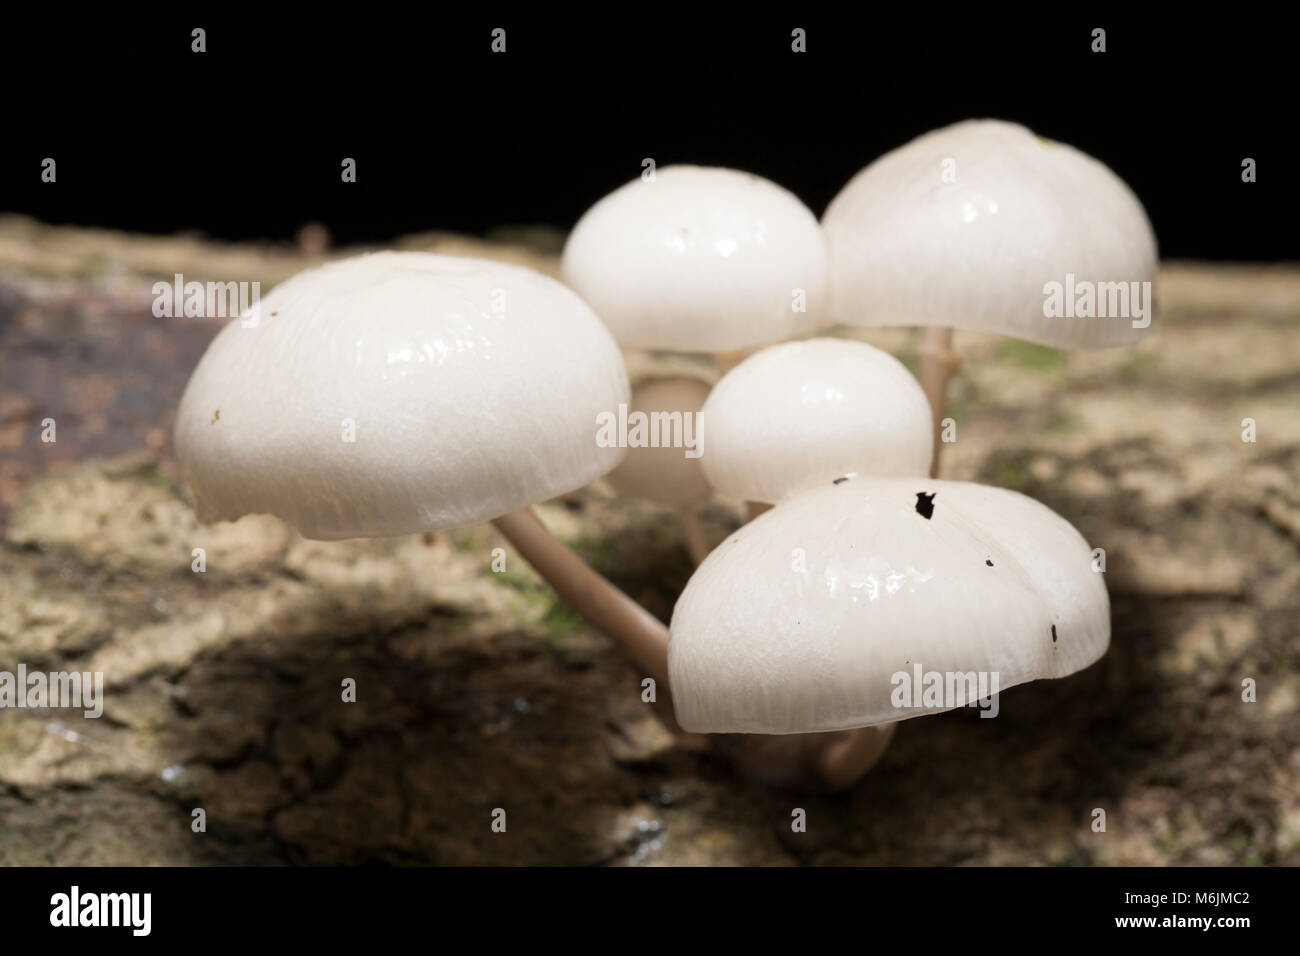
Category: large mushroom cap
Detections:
[
  {"x1": 562, "y1": 165, "x2": 826, "y2": 352},
  {"x1": 823, "y1": 119, "x2": 1157, "y2": 349},
  {"x1": 175, "y1": 251, "x2": 629, "y2": 539},
  {"x1": 669, "y1": 477, "x2": 1110, "y2": 734},
  {"x1": 700, "y1": 337, "x2": 933, "y2": 504}
]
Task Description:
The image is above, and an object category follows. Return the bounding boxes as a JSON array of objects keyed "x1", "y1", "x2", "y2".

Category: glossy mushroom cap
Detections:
[
  {"x1": 175, "y1": 252, "x2": 629, "y2": 539},
  {"x1": 669, "y1": 477, "x2": 1110, "y2": 734},
  {"x1": 606, "y1": 377, "x2": 712, "y2": 507},
  {"x1": 823, "y1": 119, "x2": 1158, "y2": 349},
  {"x1": 562, "y1": 165, "x2": 826, "y2": 352},
  {"x1": 700, "y1": 338, "x2": 933, "y2": 504}
]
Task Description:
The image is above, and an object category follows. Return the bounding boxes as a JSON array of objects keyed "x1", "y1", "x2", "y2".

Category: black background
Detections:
[{"x1": 1, "y1": 10, "x2": 1293, "y2": 260}]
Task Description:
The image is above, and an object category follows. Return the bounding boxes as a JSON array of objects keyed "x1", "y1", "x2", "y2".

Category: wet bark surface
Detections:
[{"x1": 1, "y1": 216, "x2": 1297, "y2": 865}]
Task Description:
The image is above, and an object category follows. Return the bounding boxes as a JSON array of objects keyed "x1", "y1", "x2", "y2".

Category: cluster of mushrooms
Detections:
[{"x1": 175, "y1": 120, "x2": 1157, "y2": 792}]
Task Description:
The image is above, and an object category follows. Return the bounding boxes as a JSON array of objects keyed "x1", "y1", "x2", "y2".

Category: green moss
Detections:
[
  {"x1": 492, "y1": 568, "x2": 545, "y2": 600},
  {"x1": 995, "y1": 460, "x2": 1031, "y2": 490},
  {"x1": 1044, "y1": 413, "x2": 1082, "y2": 435},
  {"x1": 1123, "y1": 351, "x2": 1161, "y2": 374},
  {"x1": 541, "y1": 601, "x2": 583, "y2": 642},
  {"x1": 567, "y1": 534, "x2": 618, "y2": 574},
  {"x1": 996, "y1": 340, "x2": 1064, "y2": 375},
  {"x1": 486, "y1": 561, "x2": 584, "y2": 645}
]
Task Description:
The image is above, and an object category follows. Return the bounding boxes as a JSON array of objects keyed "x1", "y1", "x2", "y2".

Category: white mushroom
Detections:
[
  {"x1": 700, "y1": 337, "x2": 933, "y2": 507},
  {"x1": 175, "y1": 251, "x2": 673, "y2": 692},
  {"x1": 823, "y1": 119, "x2": 1158, "y2": 474},
  {"x1": 669, "y1": 476, "x2": 1109, "y2": 735},
  {"x1": 562, "y1": 165, "x2": 826, "y2": 353},
  {"x1": 176, "y1": 251, "x2": 628, "y2": 539},
  {"x1": 563, "y1": 165, "x2": 826, "y2": 559}
]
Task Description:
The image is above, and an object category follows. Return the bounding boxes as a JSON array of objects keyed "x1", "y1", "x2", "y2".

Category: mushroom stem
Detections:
[
  {"x1": 491, "y1": 507, "x2": 691, "y2": 734},
  {"x1": 810, "y1": 723, "x2": 897, "y2": 791},
  {"x1": 917, "y1": 326, "x2": 962, "y2": 478},
  {"x1": 710, "y1": 724, "x2": 896, "y2": 792},
  {"x1": 678, "y1": 505, "x2": 712, "y2": 565}
]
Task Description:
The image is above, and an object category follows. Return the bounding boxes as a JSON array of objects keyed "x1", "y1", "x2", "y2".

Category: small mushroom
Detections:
[
  {"x1": 605, "y1": 376, "x2": 714, "y2": 563},
  {"x1": 669, "y1": 478, "x2": 1108, "y2": 743},
  {"x1": 563, "y1": 165, "x2": 827, "y2": 557},
  {"x1": 700, "y1": 337, "x2": 933, "y2": 507},
  {"x1": 823, "y1": 119, "x2": 1157, "y2": 475},
  {"x1": 562, "y1": 165, "x2": 826, "y2": 353}
]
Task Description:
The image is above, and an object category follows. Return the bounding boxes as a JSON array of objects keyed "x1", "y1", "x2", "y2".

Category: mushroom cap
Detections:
[
  {"x1": 700, "y1": 338, "x2": 932, "y2": 504},
  {"x1": 606, "y1": 377, "x2": 713, "y2": 507},
  {"x1": 561, "y1": 165, "x2": 826, "y2": 352},
  {"x1": 669, "y1": 477, "x2": 1110, "y2": 734},
  {"x1": 174, "y1": 251, "x2": 629, "y2": 539},
  {"x1": 823, "y1": 119, "x2": 1157, "y2": 349}
]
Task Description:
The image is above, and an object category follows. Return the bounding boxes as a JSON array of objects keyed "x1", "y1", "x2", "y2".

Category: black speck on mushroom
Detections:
[
  {"x1": 833, "y1": 476, "x2": 849, "y2": 485},
  {"x1": 1051, "y1": 624, "x2": 1058, "y2": 643},
  {"x1": 986, "y1": 559, "x2": 994, "y2": 567},
  {"x1": 915, "y1": 491, "x2": 936, "y2": 520}
]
